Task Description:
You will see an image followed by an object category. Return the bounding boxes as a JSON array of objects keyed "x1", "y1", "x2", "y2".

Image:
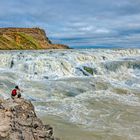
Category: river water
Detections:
[{"x1": 0, "y1": 49, "x2": 140, "y2": 140}]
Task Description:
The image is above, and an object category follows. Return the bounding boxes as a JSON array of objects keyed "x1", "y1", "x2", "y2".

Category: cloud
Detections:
[{"x1": 0, "y1": 0, "x2": 140, "y2": 48}]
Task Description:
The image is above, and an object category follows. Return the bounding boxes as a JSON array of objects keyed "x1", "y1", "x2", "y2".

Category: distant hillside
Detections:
[{"x1": 0, "y1": 28, "x2": 69, "y2": 50}]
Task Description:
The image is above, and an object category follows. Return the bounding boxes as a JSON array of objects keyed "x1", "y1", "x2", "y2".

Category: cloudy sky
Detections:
[{"x1": 0, "y1": 0, "x2": 140, "y2": 48}]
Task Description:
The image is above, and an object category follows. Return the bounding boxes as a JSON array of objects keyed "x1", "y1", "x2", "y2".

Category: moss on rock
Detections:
[{"x1": 83, "y1": 66, "x2": 94, "y2": 75}]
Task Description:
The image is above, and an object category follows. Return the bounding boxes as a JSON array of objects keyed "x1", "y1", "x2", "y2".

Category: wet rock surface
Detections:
[{"x1": 0, "y1": 98, "x2": 59, "y2": 140}]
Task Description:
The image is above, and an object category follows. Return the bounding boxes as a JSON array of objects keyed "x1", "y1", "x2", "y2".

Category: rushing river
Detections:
[{"x1": 0, "y1": 49, "x2": 140, "y2": 140}]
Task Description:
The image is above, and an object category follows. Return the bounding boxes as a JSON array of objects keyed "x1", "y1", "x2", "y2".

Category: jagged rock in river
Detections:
[
  {"x1": 0, "y1": 27, "x2": 69, "y2": 50},
  {"x1": 0, "y1": 98, "x2": 59, "y2": 140}
]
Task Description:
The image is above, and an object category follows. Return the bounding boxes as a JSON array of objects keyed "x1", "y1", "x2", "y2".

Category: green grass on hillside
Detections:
[
  {"x1": 17, "y1": 32, "x2": 40, "y2": 49},
  {"x1": 0, "y1": 32, "x2": 41, "y2": 50},
  {"x1": 0, "y1": 35, "x2": 23, "y2": 49}
]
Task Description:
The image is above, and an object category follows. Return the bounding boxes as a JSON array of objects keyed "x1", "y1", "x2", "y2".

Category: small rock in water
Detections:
[
  {"x1": 44, "y1": 76, "x2": 49, "y2": 79},
  {"x1": 102, "y1": 56, "x2": 106, "y2": 60},
  {"x1": 10, "y1": 60, "x2": 14, "y2": 68}
]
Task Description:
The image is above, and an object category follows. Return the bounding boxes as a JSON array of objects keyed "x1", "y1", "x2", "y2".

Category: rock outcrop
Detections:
[
  {"x1": 0, "y1": 28, "x2": 69, "y2": 50},
  {"x1": 0, "y1": 98, "x2": 59, "y2": 140}
]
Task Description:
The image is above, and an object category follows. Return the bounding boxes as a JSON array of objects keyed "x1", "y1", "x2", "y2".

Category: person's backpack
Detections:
[{"x1": 11, "y1": 89, "x2": 17, "y2": 96}]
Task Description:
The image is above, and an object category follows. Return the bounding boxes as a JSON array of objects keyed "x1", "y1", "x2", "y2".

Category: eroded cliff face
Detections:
[
  {"x1": 0, "y1": 98, "x2": 59, "y2": 140},
  {"x1": 0, "y1": 28, "x2": 69, "y2": 50}
]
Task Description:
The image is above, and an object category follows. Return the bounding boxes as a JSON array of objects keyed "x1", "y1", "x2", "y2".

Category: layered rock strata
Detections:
[{"x1": 0, "y1": 98, "x2": 59, "y2": 140}]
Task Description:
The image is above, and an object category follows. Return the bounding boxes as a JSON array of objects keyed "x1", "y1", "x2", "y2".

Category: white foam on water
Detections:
[{"x1": 0, "y1": 49, "x2": 140, "y2": 140}]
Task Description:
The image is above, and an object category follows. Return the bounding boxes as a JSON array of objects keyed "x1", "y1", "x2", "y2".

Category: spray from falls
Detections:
[
  {"x1": 0, "y1": 49, "x2": 139, "y2": 81},
  {"x1": 0, "y1": 49, "x2": 140, "y2": 140}
]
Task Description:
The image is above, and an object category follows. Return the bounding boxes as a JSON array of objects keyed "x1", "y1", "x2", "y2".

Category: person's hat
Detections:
[{"x1": 15, "y1": 86, "x2": 19, "y2": 89}]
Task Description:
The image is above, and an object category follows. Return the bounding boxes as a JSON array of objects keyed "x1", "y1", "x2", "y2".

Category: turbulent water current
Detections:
[{"x1": 0, "y1": 49, "x2": 140, "y2": 140}]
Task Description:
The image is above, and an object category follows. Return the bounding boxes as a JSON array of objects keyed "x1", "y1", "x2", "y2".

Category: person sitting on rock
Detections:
[{"x1": 11, "y1": 86, "x2": 21, "y2": 99}]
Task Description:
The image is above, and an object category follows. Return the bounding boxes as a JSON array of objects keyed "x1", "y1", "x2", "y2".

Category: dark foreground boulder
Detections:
[{"x1": 0, "y1": 98, "x2": 59, "y2": 140}]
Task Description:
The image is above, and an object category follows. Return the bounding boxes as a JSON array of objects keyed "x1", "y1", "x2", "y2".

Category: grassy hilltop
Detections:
[{"x1": 0, "y1": 28, "x2": 69, "y2": 50}]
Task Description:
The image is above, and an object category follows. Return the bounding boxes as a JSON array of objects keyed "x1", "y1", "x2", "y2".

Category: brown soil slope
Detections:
[{"x1": 0, "y1": 28, "x2": 69, "y2": 50}]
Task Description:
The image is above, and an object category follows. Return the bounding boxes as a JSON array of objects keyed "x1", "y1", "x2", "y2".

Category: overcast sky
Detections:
[{"x1": 0, "y1": 0, "x2": 140, "y2": 48}]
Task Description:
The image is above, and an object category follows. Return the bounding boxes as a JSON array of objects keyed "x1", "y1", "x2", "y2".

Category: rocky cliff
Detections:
[
  {"x1": 0, "y1": 98, "x2": 59, "y2": 140},
  {"x1": 0, "y1": 28, "x2": 69, "y2": 50}
]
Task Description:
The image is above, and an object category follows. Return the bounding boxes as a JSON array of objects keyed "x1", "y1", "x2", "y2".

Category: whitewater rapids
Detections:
[{"x1": 0, "y1": 49, "x2": 140, "y2": 140}]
